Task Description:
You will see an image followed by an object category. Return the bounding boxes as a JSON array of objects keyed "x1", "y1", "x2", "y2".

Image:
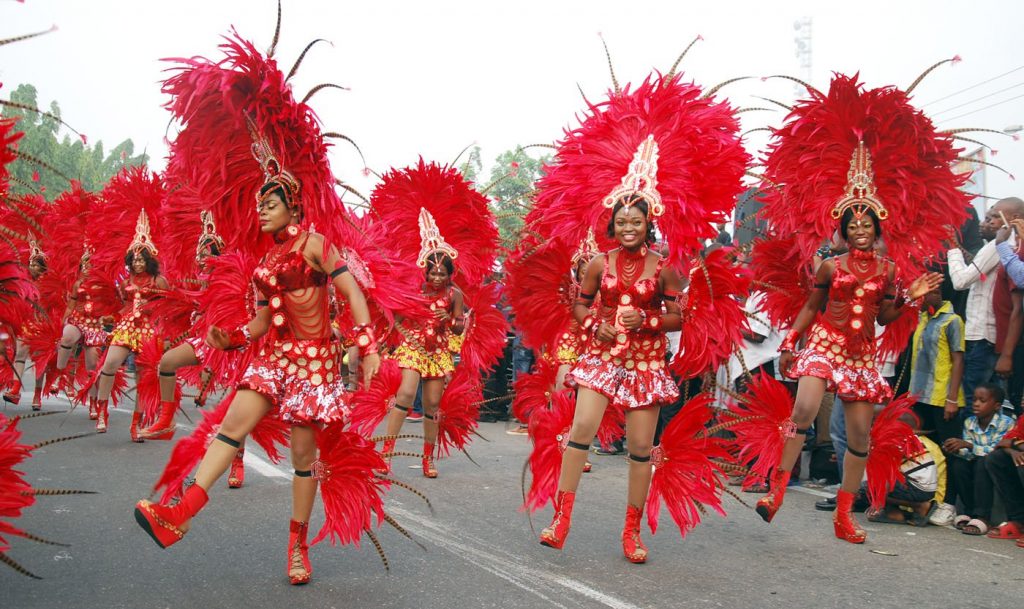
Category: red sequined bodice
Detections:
[
  {"x1": 820, "y1": 256, "x2": 890, "y2": 354},
  {"x1": 119, "y1": 274, "x2": 160, "y2": 319},
  {"x1": 252, "y1": 232, "x2": 331, "y2": 340},
  {"x1": 597, "y1": 257, "x2": 665, "y2": 324}
]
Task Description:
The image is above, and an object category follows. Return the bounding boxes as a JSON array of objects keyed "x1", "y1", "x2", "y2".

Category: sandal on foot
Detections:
[
  {"x1": 962, "y1": 518, "x2": 990, "y2": 536},
  {"x1": 986, "y1": 521, "x2": 1024, "y2": 539},
  {"x1": 867, "y1": 508, "x2": 905, "y2": 524},
  {"x1": 906, "y1": 510, "x2": 931, "y2": 527},
  {"x1": 953, "y1": 515, "x2": 971, "y2": 530}
]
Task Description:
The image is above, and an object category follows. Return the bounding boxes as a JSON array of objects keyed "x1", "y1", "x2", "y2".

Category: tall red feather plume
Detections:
[
  {"x1": 523, "y1": 389, "x2": 576, "y2": 512},
  {"x1": 151, "y1": 395, "x2": 231, "y2": 503},
  {"x1": 348, "y1": 357, "x2": 401, "y2": 437},
  {"x1": 530, "y1": 72, "x2": 748, "y2": 270},
  {"x1": 435, "y1": 365, "x2": 483, "y2": 457},
  {"x1": 646, "y1": 394, "x2": 729, "y2": 536},
  {"x1": 672, "y1": 247, "x2": 751, "y2": 379},
  {"x1": 758, "y1": 73, "x2": 970, "y2": 278},
  {"x1": 311, "y1": 425, "x2": 387, "y2": 547},
  {"x1": 728, "y1": 374, "x2": 794, "y2": 480},
  {"x1": 866, "y1": 393, "x2": 924, "y2": 509}
]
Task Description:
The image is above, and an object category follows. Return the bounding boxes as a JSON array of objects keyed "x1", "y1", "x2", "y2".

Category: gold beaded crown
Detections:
[
  {"x1": 128, "y1": 210, "x2": 158, "y2": 256},
  {"x1": 602, "y1": 135, "x2": 664, "y2": 217},
  {"x1": 416, "y1": 207, "x2": 458, "y2": 268},
  {"x1": 831, "y1": 141, "x2": 888, "y2": 221},
  {"x1": 195, "y1": 210, "x2": 225, "y2": 259},
  {"x1": 571, "y1": 228, "x2": 601, "y2": 267},
  {"x1": 248, "y1": 117, "x2": 301, "y2": 207}
]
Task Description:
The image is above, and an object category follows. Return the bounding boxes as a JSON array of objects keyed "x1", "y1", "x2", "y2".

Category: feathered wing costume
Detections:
[{"x1": 518, "y1": 46, "x2": 749, "y2": 541}]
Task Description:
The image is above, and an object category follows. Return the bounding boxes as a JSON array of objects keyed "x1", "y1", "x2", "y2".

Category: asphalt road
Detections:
[{"x1": 3, "y1": 391, "x2": 1021, "y2": 609}]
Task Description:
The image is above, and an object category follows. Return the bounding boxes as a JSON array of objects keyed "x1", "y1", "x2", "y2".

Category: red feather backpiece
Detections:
[
  {"x1": 511, "y1": 356, "x2": 558, "y2": 425},
  {"x1": 646, "y1": 394, "x2": 730, "y2": 536},
  {"x1": 505, "y1": 236, "x2": 576, "y2": 353},
  {"x1": 435, "y1": 365, "x2": 483, "y2": 458},
  {"x1": 748, "y1": 235, "x2": 812, "y2": 329},
  {"x1": 310, "y1": 425, "x2": 387, "y2": 547},
  {"x1": 866, "y1": 393, "x2": 924, "y2": 509},
  {"x1": 457, "y1": 282, "x2": 510, "y2": 376},
  {"x1": 758, "y1": 73, "x2": 969, "y2": 279},
  {"x1": 530, "y1": 72, "x2": 748, "y2": 270},
  {"x1": 727, "y1": 373, "x2": 794, "y2": 480},
  {"x1": 523, "y1": 389, "x2": 576, "y2": 512},
  {"x1": 673, "y1": 247, "x2": 751, "y2": 380},
  {"x1": 348, "y1": 357, "x2": 401, "y2": 437},
  {"x1": 87, "y1": 166, "x2": 167, "y2": 281}
]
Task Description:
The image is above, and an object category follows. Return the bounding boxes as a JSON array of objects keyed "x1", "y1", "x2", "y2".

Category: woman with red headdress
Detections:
[
  {"x1": 91, "y1": 210, "x2": 170, "y2": 437},
  {"x1": 741, "y1": 66, "x2": 980, "y2": 543},
  {"x1": 520, "y1": 46, "x2": 750, "y2": 563},
  {"x1": 2, "y1": 238, "x2": 48, "y2": 410}
]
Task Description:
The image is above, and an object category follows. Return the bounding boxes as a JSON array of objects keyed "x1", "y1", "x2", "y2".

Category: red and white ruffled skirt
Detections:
[{"x1": 787, "y1": 322, "x2": 892, "y2": 404}]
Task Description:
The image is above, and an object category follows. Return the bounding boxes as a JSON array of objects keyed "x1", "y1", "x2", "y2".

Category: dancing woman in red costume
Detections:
[
  {"x1": 541, "y1": 186, "x2": 684, "y2": 563},
  {"x1": 55, "y1": 248, "x2": 108, "y2": 419},
  {"x1": 134, "y1": 155, "x2": 381, "y2": 586},
  {"x1": 759, "y1": 177, "x2": 940, "y2": 542},
  {"x1": 382, "y1": 209, "x2": 464, "y2": 479},
  {"x1": 3, "y1": 240, "x2": 48, "y2": 410},
  {"x1": 744, "y1": 67, "x2": 981, "y2": 543},
  {"x1": 93, "y1": 211, "x2": 169, "y2": 437}
]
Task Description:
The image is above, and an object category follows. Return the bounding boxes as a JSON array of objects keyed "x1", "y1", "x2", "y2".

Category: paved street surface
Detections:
[{"x1": 3, "y1": 391, "x2": 1021, "y2": 609}]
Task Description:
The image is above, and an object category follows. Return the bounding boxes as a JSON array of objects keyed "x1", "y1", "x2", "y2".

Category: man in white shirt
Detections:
[{"x1": 947, "y1": 207, "x2": 1002, "y2": 404}]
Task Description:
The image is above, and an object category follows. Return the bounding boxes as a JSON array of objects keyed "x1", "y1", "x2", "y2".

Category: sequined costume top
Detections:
[
  {"x1": 393, "y1": 286, "x2": 457, "y2": 379},
  {"x1": 239, "y1": 230, "x2": 348, "y2": 425},
  {"x1": 109, "y1": 274, "x2": 162, "y2": 351},
  {"x1": 566, "y1": 253, "x2": 679, "y2": 410},
  {"x1": 787, "y1": 254, "x2": 894, "y2": 403},
  {"x1": 65, "y1": 276, "x2": 110, "y2": 347}
]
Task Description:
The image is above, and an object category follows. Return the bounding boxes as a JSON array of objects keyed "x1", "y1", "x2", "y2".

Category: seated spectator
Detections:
[
  {"x1": 910, "y1": 287, "x2": 966, "y2": 444},
  {"x1": 984, "y1": 416, "x2": 1024, "y2": 544},
  {"x1": 867, "y1": 416, "x2": 940, "y2": 527},
  {"x1": 942, "y1": 383, "x2": 1015, "y2": 535}
]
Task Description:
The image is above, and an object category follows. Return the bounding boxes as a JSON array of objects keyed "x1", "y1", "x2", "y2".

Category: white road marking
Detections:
[
  {"x1": 966, "y1": 548, "x2": 1014, "y2": 559},
  {"x1": 244, "y1": 451, "x2": 290, "y2": 479},
  {"x1": 789, "y1": 485, "x2": 833, "y2": 498}
]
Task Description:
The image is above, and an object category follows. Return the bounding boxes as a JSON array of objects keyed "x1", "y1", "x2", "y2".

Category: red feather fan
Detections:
[
  {"x1": 510, "y1": 356, "x2": 558, "y2": 424},
  {"x1": 748, "y1": 236, "x2": 813, "y2": 329},
  {"x1": 727, "y1": 373, "x2": 794, "y2": 480},
  {"x1": 877, "y1": 305, "x2": 919, "y2": 362},
  {"x1": 457, "y1": 282, "x2": 510, "y2": 376},
  {"x1": 348, "y1": 357, "x2": 401, "y2": 437},
  {"x1": 529, "y1": 72, "x2": 748, "y2": 271},
  {"x1": 134, "y1": 337, "x2": 178, "y2": 424},
  {"x1": 673, "y1": 247, "x2": 751, "y2": 380},
  {"x1": 505, "y1": 236, "x2": 577, "y2": 352},
  {"x1": 151, "y1": 396, "x2": 231, "y2": 503},
  {"x1": 596, "y1": 400, "x2": 626, "y2": 451},
  {"x1": 311, "y1": 425, "x2": 387, "y2": 547},
  {"x1": 866, "y1": 393, "x2": 924, "y2": 509},
  {"x1": 757, "y1": 73, "x2": 970, "y2": 281},
  {"x1": 435, "y1": 365, "x2": 483, "y2": 457},
  {"x1": 646, "y1": 394, "x2": 730, "y2": 536},
  {"x1": 248, "y1": 412, "x2": 291, "y2": 465},
  {"x1": 0, "y1": 415, "x2": 36, "y2": 555},
  {"x1": 523, "y1": 389, "x2": 576, "y2": 512}
]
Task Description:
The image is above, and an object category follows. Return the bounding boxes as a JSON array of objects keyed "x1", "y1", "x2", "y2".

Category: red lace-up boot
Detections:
[
  {"x1": 141, "y1": 400, "x2": 177, "y2": 440},
  {"x1": 134, "y1": 484, "x2": 209, "y2": 549},
  {"x1": 833, "y1": 489, "x2": 867, "y2": 544},
  {"x1": 539, "y1": 490, "x2": 576, "y2": 549},
  {"x1": 755, "y1": 468, "x2": 791, "y2": 523},
  {"x1": 287, "y1": 520, "x2": 312, "y2": 585},
  {"x1": 622, "y1": 504, "x2": 648, "y2": 563}
]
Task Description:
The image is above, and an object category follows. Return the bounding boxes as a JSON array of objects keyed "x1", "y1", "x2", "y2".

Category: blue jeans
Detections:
[
  {"x1": 963, "y1": 339, "x2": 997, "y2": 408},
  {"x1": 829, "y1": 395, "x2": 847, "y2": 475}
]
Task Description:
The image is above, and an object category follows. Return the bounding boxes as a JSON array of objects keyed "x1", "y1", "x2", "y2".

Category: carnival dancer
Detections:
[
  {"x1": 742, "y1": 67, "x2": 982, "y2": 544},
  {"x1": 91, "y1": 210, "x2": 169, "y2": 438},
  {"x1": 522, "y1": 44, "x2": 750, "y2": 562},
  {"x1": 2, "y1": 239, "x2": 48, "y2": 410},
  {"x1": 54, "y1": 247, "x2": 109, "y2": 418}
]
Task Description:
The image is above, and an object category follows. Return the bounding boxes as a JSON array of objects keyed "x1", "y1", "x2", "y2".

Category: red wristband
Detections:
[
  {"x1": 226, "y1": 326, "x2": 251, "y2": 351},
  {"x1": 780, "y1": 330, "x2": 800, "y2": 353},
  {"x1": 353, "y1": 324, "x2": 378, "y2": 356}
]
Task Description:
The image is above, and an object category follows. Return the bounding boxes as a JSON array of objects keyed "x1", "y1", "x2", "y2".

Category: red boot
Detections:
[
  {"x1": 833, "y1": 489, "x2": 866, "y2": 544},
  {"x1": 539, "y1": 490, "x2": 576, "y2": 549},
  {"x1": 95, "y1": 399, "x2": 109, "y2": 433},
  {"x1": 2, "y1": 380, "x2": 21, "y2": 405},
  {"x1": 287, "y1": 519, "x2": 312, "y2": 585},
  {"x1": 141, "y1": 400, "x2": 177, "y2": 440},
  {"x1": 227, "y1": 450, "x2": 245, "y2": 489},
  {"x1": 130, "y1": 411, "x2": 145, "y2": 443},
  {"x1": 134, "y1": 484, "x2": 209, "y2": 549},
  {"x1": 622, "y1": 504, "x2": 648, "y2": 563},
  {"x1": 31, "y1": 385, "x2": 42, "y2": 411},
  {"x1": 755, "y1": 468, "x2": 791, "y2": 523},
  {"x1": 88, "y1": 396, "x2": 99, "y2": 420},
  {"x1": 422, "y1": 441, "x2": 438, "y2": 478},
  {"x1": 380, "y1": 438, "x2": 396, "y2": 474}
]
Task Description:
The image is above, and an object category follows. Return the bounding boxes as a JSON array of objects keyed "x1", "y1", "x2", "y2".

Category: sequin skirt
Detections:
[
  {"x1": 184, "y1": 335, "x2": 213, "y2": 367},
  {"x1": 238, "y1": 337, "x2": 349, "y2": 426},
  {"x1": 393, "y1": 342, "x2": 454, "y2": 379},
  {"x1": 67, "y1": 310, "x2": 109, "y2": 347},
  {"x1": 567, "y1": 334, "x2": 678, "y2": 410},
  {"x1": 787, "y1": 322, "x2": 892, "y2": 404}
]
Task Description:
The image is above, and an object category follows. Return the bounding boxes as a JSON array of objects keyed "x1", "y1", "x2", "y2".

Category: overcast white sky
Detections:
[{"x1": 3, "y1": 0, "x2": 1022, "y2": 210}]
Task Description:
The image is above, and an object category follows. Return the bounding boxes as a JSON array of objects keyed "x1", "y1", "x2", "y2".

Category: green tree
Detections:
[
  {"x1": 457, "y1": 145, "x2": 483, "y2": 184},
  {"x1": 2, "y1": 83, "x2": 147, "y2": 200},
  {"x1": 483, "y1": 147, "x2": 550, "y2": 254}
]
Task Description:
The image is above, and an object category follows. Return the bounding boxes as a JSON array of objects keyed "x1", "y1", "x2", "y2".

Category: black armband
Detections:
[
  {"x1": 813, "y1": 283, "x2": 829, "y2": 289},
  {"x1": 578, "y1": 291, "x2": 596, "y2": 301},
  {"x1": 329, "y1": 265, "x2": 349, "y2": 279},
  {"x1": 256, "y1": 299, "x2": 269, "y2": 307}
]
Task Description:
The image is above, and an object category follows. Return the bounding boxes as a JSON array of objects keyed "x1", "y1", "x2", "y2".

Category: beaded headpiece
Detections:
[
  {"x1": 128, "y1": 210, "x2": 158, "y2": 256},
  {"x1": 28, "y1": 235, "x2": 45, "y2": 264},
  {"x1": 602, "y1": 135, "x2": 664, "y2": 217},
  {"x1": 571, "y1": 228, "x2": 601, "y2": 267},
  {"x1": 416, "y1": 207, "x2": 458, "y2": 268},
  {"x1": 195, "y1": 210, "x2": 225, "y2": 260},
  {"x1": 831, "y1": 141, "x2": 888, "y2": 221},
  {"x1": 248, "y1": 118, "x2": 301, "y2": 209}
]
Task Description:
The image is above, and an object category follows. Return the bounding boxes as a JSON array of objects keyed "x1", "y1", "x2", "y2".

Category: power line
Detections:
[
  {"x1": 922, "y1": 64, "x2": 1024, "y2": 106},
  {"x1": 939, "y1": 91, "x2": 1024, "y2": 123},
  {"x1": 932, "y1": 81, "x2": 1024, "y2": 115}
]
